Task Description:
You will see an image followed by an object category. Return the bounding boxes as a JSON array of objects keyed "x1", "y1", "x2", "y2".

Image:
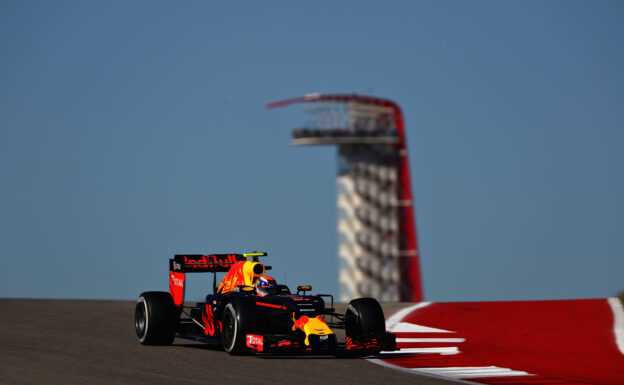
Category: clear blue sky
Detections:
[{"x1": 1, "y1": 1, "x2": 622, "y2": 302}]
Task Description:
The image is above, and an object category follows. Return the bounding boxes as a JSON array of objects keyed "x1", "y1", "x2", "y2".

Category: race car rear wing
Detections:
[
  {"x1": 169, "y1": 252, "x2": 268, "y2": 306},
  {"x1": 170, "y1": 254, "x2": 246, "y2": 273}
]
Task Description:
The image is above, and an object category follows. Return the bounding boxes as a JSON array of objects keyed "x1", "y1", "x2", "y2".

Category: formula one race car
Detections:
[{"x1": 134, "y1": 252, "x2": 397, "y2": 355}]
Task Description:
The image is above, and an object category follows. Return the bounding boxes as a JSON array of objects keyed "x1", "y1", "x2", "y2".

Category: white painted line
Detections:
[
  {"x1": 396, "y1": 338, "x2": 465, "y2": 343},
  {"x1": 390, "y1": 322, "x2": 455, "y2": 333},
  {"x1": 385, "y1": 302, "x2": 457, "y2": 334},
  {"x1": 368, "y1": 359, "x2": 480, "y2": 385},
  {"x1": 379, "y1": 347, "x2": 460, "y2": 355},
  {"x1": 607, "y1": 297, "x2": 624, "y2": 356},
  {"x1": 385, "y1": 302, "x2": 431, "y2": 330},
  {"x1": 413, "y1": 366, "x2": 534, "y2": 379}
]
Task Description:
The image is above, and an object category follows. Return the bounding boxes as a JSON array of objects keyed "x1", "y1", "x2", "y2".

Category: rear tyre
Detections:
[
  {"x1": 135, "y1": 291, "x2": 177, "y2": 345},
  {"x1": 221, "y1": 300, "x2": 256, "y2": 355},
  {"x1": 345, "y1": 297, "x2": 386, "y2": 339}
]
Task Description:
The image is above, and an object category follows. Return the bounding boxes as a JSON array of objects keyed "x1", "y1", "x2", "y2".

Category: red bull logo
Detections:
[
  {"x1": 292, "y1": 313, "x2": 310, "y2": 331},
  {"x1": 202, "y1": 304, "x2": 215, "y2": 336},
  {"x1": 183, "y1": 254, "x2": 237, "y2": 269},
  {"x1": 292, "y1": 313, "x2": 335, "y2": 346}
]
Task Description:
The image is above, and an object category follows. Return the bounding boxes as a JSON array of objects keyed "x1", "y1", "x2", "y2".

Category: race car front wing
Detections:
[{"x1": 245, "y1": 332, "x2": 397, "y2": 355}]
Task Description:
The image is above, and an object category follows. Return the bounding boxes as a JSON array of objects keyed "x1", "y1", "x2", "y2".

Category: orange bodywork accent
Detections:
[
  {"x1": 217, "y1": 261, "x2": 265, "y2": 294},
  {"x1": 256, "y1": 302, "x2": 286, "y2": 309}
]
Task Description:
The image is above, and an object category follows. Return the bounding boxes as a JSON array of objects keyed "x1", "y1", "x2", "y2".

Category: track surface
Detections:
[{"x1": 0, "y1": 299, "x2": 454, "y2": 385}]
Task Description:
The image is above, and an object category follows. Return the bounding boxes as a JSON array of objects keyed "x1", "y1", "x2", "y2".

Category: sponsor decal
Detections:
[
  {"x1": 246, "y1": 334, "x2": 264, "y2": 351},
  {"x1": 183, "y1": 254, "x2": 237, "y2": 269},
  {"x1": 170, "y1": 274, "x2": 184, "y2": 288},
  {"x1": 169, "y1": 271, "x2": 186, "y2": 306}
]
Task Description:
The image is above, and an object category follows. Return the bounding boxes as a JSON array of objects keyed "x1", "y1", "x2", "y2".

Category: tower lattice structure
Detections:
[{"x1": 268, "y1": 94, "x2": 422, "y2": 302}]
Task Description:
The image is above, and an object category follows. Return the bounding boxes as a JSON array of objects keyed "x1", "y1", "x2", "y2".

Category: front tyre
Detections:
[
  {"x1": 221, "y1": 300, "x2": 255, "y2": 355},
  {"x1": 345, "y1": 297, "x2": 386, "y2": 339},
  {"x1": 135, "y1": 291, "x2": 177, "y2": 345}
]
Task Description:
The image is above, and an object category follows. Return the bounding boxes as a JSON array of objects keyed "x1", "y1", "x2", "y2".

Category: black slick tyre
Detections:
[
  {"x1": 135, "y1": 291, "x2": 177, "y2": 345},
  {"x1": 345, "y1": 297, "x2": 386, "y2": 339},
  {"x1": 221, "y1": 300, "x2": 255, "y2": 355}
]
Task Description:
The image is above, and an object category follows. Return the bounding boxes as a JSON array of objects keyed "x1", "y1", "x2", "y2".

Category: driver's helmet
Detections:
[{"x1": 255, "y1": 275, "x2": 277, "y2": 297}]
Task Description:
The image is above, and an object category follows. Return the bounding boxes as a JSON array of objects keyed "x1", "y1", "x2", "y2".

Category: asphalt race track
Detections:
[{"x1": 0, "y1": 299, "x2": 455, "y2": 385}]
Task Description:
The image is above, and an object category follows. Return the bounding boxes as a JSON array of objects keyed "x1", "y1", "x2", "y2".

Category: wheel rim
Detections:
[
  {"x1": 222, "y1": 309, "x2": 235, "y2": 350},
  {"x1": 135, "y1": 301, "x2": 147, "y2": 338}
]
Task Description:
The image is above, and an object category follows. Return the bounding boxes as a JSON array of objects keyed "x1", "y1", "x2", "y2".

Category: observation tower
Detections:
[{"x1": 268, "y1": 94, "x2": 422, "y2": 302}]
